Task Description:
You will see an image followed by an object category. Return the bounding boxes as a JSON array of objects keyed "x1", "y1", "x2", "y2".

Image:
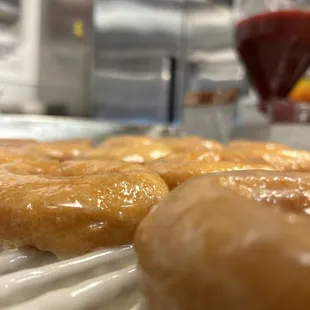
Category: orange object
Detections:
[{"x1": 290, "y1": 78, "x2": 310, "y2": 102}]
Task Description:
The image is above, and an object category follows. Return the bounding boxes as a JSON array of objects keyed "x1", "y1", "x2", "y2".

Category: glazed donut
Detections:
[
  {"x1": 2, "y1": 160, "x2": 62, "y2": 176},
  {"x1": 227, "y1": 140, "x2": 288, "y2": 150},
  {"x1": 60, "y1": 159, "x2": 152, "y2": 176},
  {"x1": 0, "y1": 139, "x2": 38, "y2": 148},
  {"x1": 99, "y1": 135, "x2": 155, "y2": 148},
  {"x1": 25, "y1": 139, "x2": 93, "y2": 161},
  {"x1": 223, "y1": 148, "x2": 310, "y2": 171},
  {"x1": 0, "y1": 147, "x2": 48, "y2": 164},
  {"x1": 100, "y1": 135, "x2": 223, "y2": 153},
  {"x1": 135, "y1": 170, "x2": 310, "y2": 310},
  {"x1": 160, "y1": 136, "x2": 224, "y2": 152},
  {"x1": 0, "y1": 160, "x2": 168, "y2": 256},
  {"x1": 82, "y1": 143, "x2": 172, "y2": 164},
  {"x1": 148, "y1": 150, "x2": 274, "y2": 189}
]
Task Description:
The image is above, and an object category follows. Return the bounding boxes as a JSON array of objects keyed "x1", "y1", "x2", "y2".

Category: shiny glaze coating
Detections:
[
  {"x1": 0, "y1": 160, "x2": 168, "y2": 256},
  {"x1": 61, "y1": 159, "x2": 150, "y2": 175},
  {"x1": 148, "y1": 150, "x2": 274, "y2": 189},
  {"x1": 160, "y1": 136, "x2": 224, "y2": 152},
  {"x1": 3, "y1": 160, "x2": 62, "y2": 176},
  {"x1": 0, "y1": 139, "x2": 38, "y2": 148},
  {"x1": 223, "y1": 148, "x2": 310, "y2": 171},
  {"x1": 227, "y1": 140, "x2": 288, "y2": 150},
  {"x1": 25, "y1": 139, "x2": 93, "y2": 161},
  {"x1": 0, "y1": 148, "x2": 47, "y2": 164},
  {"x1": 82, "y1": 143, "x2": 172, "y2": 164},
  {"x1": 99, "y1": 135, "x2": 155, "y2": 148},
  {"x1": 135, "y1": 170, "x2": 310, "y2": 310},
  {"x1": 99, "y1": 135, "x2": 223, "y2": 154}
]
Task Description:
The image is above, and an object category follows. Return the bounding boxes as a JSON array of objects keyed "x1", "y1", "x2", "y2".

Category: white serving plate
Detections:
[{"x1": 0, "y1": 246, "x2": 145, "y2": 310}]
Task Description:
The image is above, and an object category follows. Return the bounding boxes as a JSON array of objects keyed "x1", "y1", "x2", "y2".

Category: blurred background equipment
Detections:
[
  {"x1": 0, "y1": 0, "x2": 308, "y2": 146},
  {"x1": 0, "y1": 0, "x2": 244, "y2": 124},
  {"x1": 92, "y1": 0, "x2": 187, "y2": 125},
  {"x1": 0, "y1": 0, "x2": 33, "y2": 114},
  {"x1": 290, "y1": 69, "x2": 310, "y2": 103},
  {"x1": 0, "y1": 0, "x2": 93, "y2": 116},
  {"x1": 230, "y1": 0, "x2": 310, "y2": 149},
  {"x1": 92, "y1": 0, "x2": 247, "y2": 134},
  {"x1": 38, "y1": 0, "x2": 93, "y2": 117}
]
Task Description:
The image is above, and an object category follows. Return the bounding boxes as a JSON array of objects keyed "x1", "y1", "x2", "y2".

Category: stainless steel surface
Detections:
[
  {"x1": 183, "y1": 105, "x2": 235, "y2": 143},
  {"x1": 93, "y1": 0, "x2": 187, "y2": 124},
  {"x1": 94, "y1": 55, "x2": 174, "y2": 124},
  {"x1": 0, "y1": 111, "x2": 306, "y2": 153},
  {"x1": 186, "y1": 1, "x2": 246, "y2": 95},
  {"x1": 93, "y1": 0, "x2": 245, "y2": 124},
  {"x1": 0, "y1": 115, "x2": 175, "y2": 142},
  {"x1": 183, "y1": 103, "x2": 310, "y2": 149},
  {"x1": 0, "y1": 0, "x2": 19, "y2": 25},
  {"x1": 0, "y1": 0, "x2": 20, "y2": 60},
  {"x1": 37, "y1": 0, "x2": 93, "y2": 117},
  {"x1": 34, "y1": 0, "x2": 246, "y2": 125}
]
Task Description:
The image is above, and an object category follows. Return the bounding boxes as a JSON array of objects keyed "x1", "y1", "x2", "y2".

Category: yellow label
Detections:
[{"x1": 73, "y1": 19, "x2": 84, "y2": 39}]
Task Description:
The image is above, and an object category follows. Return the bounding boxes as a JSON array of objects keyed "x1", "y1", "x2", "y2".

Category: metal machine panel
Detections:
[
  {"x1": 37, "y1": 0, "x2": 93, "y2": 116},
  {"x1": 36, "y1": 0, "x2": 243, "y2": 121},
  {"x1": 186, "y1": 1, "x2": 246, "y2": 94},
  {"x1": 93, "y1": 0, "x2": 186, "y2": 125},
  {"x1": 93, "y1": 55, "x2": 173, "y2": 123},
  {"x1": 93, "y1": 0, "x2": 184, "y2": 53}
]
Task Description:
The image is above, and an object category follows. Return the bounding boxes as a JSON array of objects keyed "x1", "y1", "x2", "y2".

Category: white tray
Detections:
[{"x1": 0, "y1": 247, "x2": 144, "y2": 310}]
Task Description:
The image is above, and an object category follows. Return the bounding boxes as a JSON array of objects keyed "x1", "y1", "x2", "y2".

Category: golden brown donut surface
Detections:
[
  {"x1": 99, "y1": 135, "x2": 155, "y2": 148},
  {"x1": 61, "y1": 159, "x2": 150, "y2": 176},
  {"x1": 2, "y1": 160, "x2": 62, "y2": 176},
  {"x1": 148, "y1": 150, "x2": 274, "y2": 189},
  {"x1": 83, "y1": 142, "x2": 172, "y2": 164},
  {"x1": 0, "y1": 138, "x2": 38, "y2": 148},
  {"x1": 227, "y1": 139, "x2": 288, "y2": 150},
  {"x1": 223, "y1": 148, "x2": 310, "y2": 171},
  {"x1": 25, "y1": 139, "x2": 93, "y2": 161},
  {"x1": 0, "y1": 160, "x2": 168, "y2": 256},
  {"x1": 160, "y1": 136, "x2": 224, "y2": 152},
  {"x1": 0, "y1": 147, "x2": 48, "y2": 164},
  {"x1": 135, "y1": 170, "x2": 310, "y2": 310}
]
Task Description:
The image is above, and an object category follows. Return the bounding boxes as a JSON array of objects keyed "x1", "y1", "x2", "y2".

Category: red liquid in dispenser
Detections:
[{"x1": 236, "y1": 10, "x2": 310, "y2": 113}]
